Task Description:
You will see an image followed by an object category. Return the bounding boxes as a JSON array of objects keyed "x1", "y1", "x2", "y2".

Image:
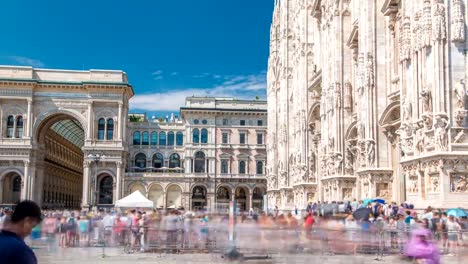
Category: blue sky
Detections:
[{"x1": 0, "y1": 0, "x2": 273, "y2": 116}]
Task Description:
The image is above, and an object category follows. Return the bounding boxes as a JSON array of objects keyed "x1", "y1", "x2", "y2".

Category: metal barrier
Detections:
[{"x1": 27, "y1": 220, "x2": 468, "y2": 259}]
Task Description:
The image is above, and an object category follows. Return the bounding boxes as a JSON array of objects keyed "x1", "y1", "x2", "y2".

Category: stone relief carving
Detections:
[
  {"x1": 422, "y1": 0, "x2": 432, "y2": 48},
  {"x1": 432, "y1": 1, "x2": 446, "y2": 42},
  {"x1": 400, "y1": 16, "x2": 412, "y2": 62},
  {"x1": 344, "y1": 81, "x2": 352, "y2": 111},
  {"x1": 408, "y1": 176, "x2": 419, "y2": 193},
  {"x1": 334, "y1": 82, "x2": 341, "y2": 109},
  {"x1": 414, "y1": 124, "x2": 426, "y2": 154},
  {"x1": 450, "y1": 174, "x2": 468, "y2": 193},
  {"x1": 430, "y1": 175, "x2": 440, "y2": 192},
  {"x1": 434, "y1": 114, "x2": 449, "y2": 151},
  {"x1": 451, "y1": 0, "x2": 465, "y2": 43},
  {"x1": 366, "y1": 140, "x2": 375, "y2": 167},
  {"x1": 342, "y1": 188, "x2": 352, "y2": 200}
]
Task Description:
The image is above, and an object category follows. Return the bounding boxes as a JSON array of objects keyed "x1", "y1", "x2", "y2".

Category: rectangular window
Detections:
[
  {"x1": 240, "y1": 120, "x2": 246, "y2": 126},
  {"x1": 222, "y1": 119, "x2": 228, "y2": 126},
  {"x1": 257, "y1": 133, "x2": 263, "y2": 145},
  {"x1": 257, "y1": 120, "x2": 263, "y2": 126},
  {"x1": 222, "y1": 133, "x2": 228, "y2": 144},
  {"x1": 240, "y1": 133, "x2": 246, "y2": 144},
  {"x1": 221, "y1": 160, "x2": 229, "y2": 174}
]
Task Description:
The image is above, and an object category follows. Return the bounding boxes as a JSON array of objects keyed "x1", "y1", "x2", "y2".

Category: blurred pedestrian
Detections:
[{"x1": 0, "y1": 200, "x2": 43, "y2": 264}]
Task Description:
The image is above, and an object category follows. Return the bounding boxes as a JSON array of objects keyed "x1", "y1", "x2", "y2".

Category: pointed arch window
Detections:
[
  {"x1": 7, "y1": 115, "x2": 14, "y2": 138},
  {"x1": 192, "y1": 128, "x2": 199, "y2": 143},
  {"x1": 16, "y1": 116, "x2": 23, "y2": 138},
  {"x1": 159, "y1": 131, "x2": 166, "y2": 145},
  {"x1": 133, "y1": 131, "x2": 141, "y2": 145},
  {"x1": 98, "y1": 118, "x2": 105, "y2": 140},
  {"x1": 106, "y1": 119, "x2": 114, "y2": 140},
  {"x1": 167, "y1": 131, "x2": 175, "y2": 146},
  {"x1": 176, "y1": 132, "x2": 183, "y2": 146},
  {"x1": 142, "y1": 131, "x2": 149, "y2": 145},
  {"x1": 201, "y1": 128, "x2": 208, "y2": 143},
  {"x1": 151, "y1": 132, "x2": 158, "y2": 145}
]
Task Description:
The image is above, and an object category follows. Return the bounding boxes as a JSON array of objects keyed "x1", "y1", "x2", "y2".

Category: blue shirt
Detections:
[{"x1": 0, "y1": 230, "x2": 37, "y2": 264}]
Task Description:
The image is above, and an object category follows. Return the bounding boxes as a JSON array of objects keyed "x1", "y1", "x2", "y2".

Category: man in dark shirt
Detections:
[{"x1": 0, "y1": 200, "x2": 43, "y2": 264}]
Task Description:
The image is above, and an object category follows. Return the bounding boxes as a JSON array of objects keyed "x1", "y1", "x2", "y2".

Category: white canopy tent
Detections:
[{"x1": 115, "y1": 190, "x2": 154, "y2": 208}]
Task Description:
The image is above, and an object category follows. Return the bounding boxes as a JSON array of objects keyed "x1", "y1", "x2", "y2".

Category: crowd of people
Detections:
[{"x1": 1, "y1": 200, "x2": 468, "y2": 263}]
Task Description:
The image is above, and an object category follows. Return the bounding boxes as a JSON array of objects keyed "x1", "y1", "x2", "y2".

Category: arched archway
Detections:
[
  {"x1": 34, "y1": 112, "x2": 85, "y2": 208},
  {"x1": 166, "y1": 184, "x2": 182, "y2": 208},
  {"x1": 148, "y1": 184, "x2": 164, "y2": 209},
  {"x1": 1, "y1": 172, "x2": 22, "y2": 204},
  {"x1": 98, "y1": 175, "x2": 113, "y2": 205},
  {"x1": 191, "y1": 185, "x2": 207, "y2": 210}
]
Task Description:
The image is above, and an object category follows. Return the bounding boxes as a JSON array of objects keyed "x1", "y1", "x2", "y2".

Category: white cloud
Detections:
[
  {"x1": 153, "y1": 75, "x2": 163, "y2": 80},
  {"x1": 8, "y1": 56, "x2": 45, "y2": 67},
  {"x1": 152, "y1": 70, "x2": 163, "y2": 75},
  {"x1": 130, "y1": 72, "x2": 266, "y2": 111},
  {"x1": 171, "y1": 72, "x2": 178, "y2": 76}
]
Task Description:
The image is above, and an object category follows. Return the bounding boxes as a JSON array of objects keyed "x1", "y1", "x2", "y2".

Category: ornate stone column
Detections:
[
  {"x1": 21, "y1": 160, "x2": 30, "y2": 200},
  {"x1": 117, "y1": 102, "x2": 123, "y2": 141},
  {"x1": 87, "y1": 102, "x2": 93, "y2": 141},
  {"x1": 81, "y1": 160, "x2": 91, "y2": 208},
  {"x1": 115, "y1": 161, "x2": 123, "y2": 201},
  {"x1": 26, "y1": 99, "x2": 33, "y2": 138}
]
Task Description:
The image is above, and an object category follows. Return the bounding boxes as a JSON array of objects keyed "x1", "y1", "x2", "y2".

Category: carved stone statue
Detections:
[
  {"x1": 431, "y1": 176, "x2": 440, "y2": 192},
  {"x1": 400, "y1": 16, "x2": 411, "y2": 61},
  {"x1": 334, "y1": 82, "x2": 341, "y2": 109},
  {"x1": 451, "y1": 0, "x2": 465, "y2": 43},
  {"x1": 402, "y1": 98, "x2": 412, "y2": 121},
  {"x1": 414, "y1": 124, "x2": 425, "y2": 154},
  {"x1": 366, "y1": 140, "x2": 375, "y2": 167},
  {"x1": 432, "y1": 1, "x2": 446, "y2": 41},
  {"x1": 454, "y1": 79, "x2": 466, "y2": 109},
  {"x1": 419, "y1": 88, "x2": 432, "y2": 113},
  {"x1": 334, "y1": 153, "x2": 343, "y2": 174},
  {"x1": 344, "y1": 146, "x2": 354, "y2": 175},
  {"x1": 434, "y1": 114, "x2": 449, "y2": 151}
]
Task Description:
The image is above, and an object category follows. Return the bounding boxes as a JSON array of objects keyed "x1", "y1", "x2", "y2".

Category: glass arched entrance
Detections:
[
  {"x1": 152, "y1": 153, "x2": 164, "y2": 169},
  {"x1": 216, "y1": 186, "x2": 231, "y2": 212},
  {"x1": 36, "y1": 114, "x2": 85, "y2": 209},
  {"x1": 191, "y1": 185, "x2": 207, "y2": 210},
  {"x1": 98, "y1": 175, "x2": 113, "y2": 205}
]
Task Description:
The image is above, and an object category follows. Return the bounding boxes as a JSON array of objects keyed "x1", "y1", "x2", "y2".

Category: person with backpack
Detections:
[{"x1": 66, "y1": 213, "x2": 77, "y2": 247}]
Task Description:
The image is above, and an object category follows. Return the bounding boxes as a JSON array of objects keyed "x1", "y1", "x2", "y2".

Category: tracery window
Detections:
[
  {"x1": 106, "y1": 119, "x2": 114, "y2": 140},
  {"x1": 98, "y1": 118, "x2": 105, "y2": 140},
  {"x1": 16, "y1": 116, "x2": 23, "y2": 138},
  {"x1": 6, "y1": 115, "x2": 14, "y2": 138}
]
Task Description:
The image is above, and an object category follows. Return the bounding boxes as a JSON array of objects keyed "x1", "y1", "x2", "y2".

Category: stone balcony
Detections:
[{"x1": 124, "y1": 171, "x2": 266, "y2": 180}]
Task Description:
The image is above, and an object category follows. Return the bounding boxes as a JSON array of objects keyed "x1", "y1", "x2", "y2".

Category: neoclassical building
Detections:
[
  {"x1": 0, "y1": 68, "x2": 267, "y2": 212},
  {"x1": 0, "y1": 65, "x2": 132, "y2": 209},
  {"x1": 267, "y1": 0, "x2": 468, "y2": 209},
  {"x1": 125, "y1": 97, "x2": 267, "y2": 211}
]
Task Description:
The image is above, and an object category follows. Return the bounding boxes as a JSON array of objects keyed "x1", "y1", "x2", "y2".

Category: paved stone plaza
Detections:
[{"x1": 34, "y1": 247, "x2": 465, "y2": 264}]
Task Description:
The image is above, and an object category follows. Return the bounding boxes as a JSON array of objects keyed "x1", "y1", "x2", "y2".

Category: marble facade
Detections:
[{"x1": 267, "y1": 0, "x2": 468, "y2": 209}]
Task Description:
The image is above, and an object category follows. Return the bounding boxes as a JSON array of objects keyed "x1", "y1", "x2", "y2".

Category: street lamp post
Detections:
[{"x1": 88, "y1": 153, "x2": 105, "y2": 211}]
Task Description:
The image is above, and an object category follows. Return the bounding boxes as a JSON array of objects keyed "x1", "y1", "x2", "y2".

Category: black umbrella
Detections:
[{"x1": 353, "y1": 208, "x2": 371, "y2": 221}]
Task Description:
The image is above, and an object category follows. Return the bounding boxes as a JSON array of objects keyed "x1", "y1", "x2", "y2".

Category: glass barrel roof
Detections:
[{"x1": 50, "y1": 119, "x2": 84, "y2": 148}]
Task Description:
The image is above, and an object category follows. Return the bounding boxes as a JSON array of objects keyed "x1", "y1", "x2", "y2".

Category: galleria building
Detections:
[
  {"x1": 0, "y1": 66, "x2": 267, "y2": 211},
  {"x1": 266, "y1": 0, "x2": 468, "y2": 209}
]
